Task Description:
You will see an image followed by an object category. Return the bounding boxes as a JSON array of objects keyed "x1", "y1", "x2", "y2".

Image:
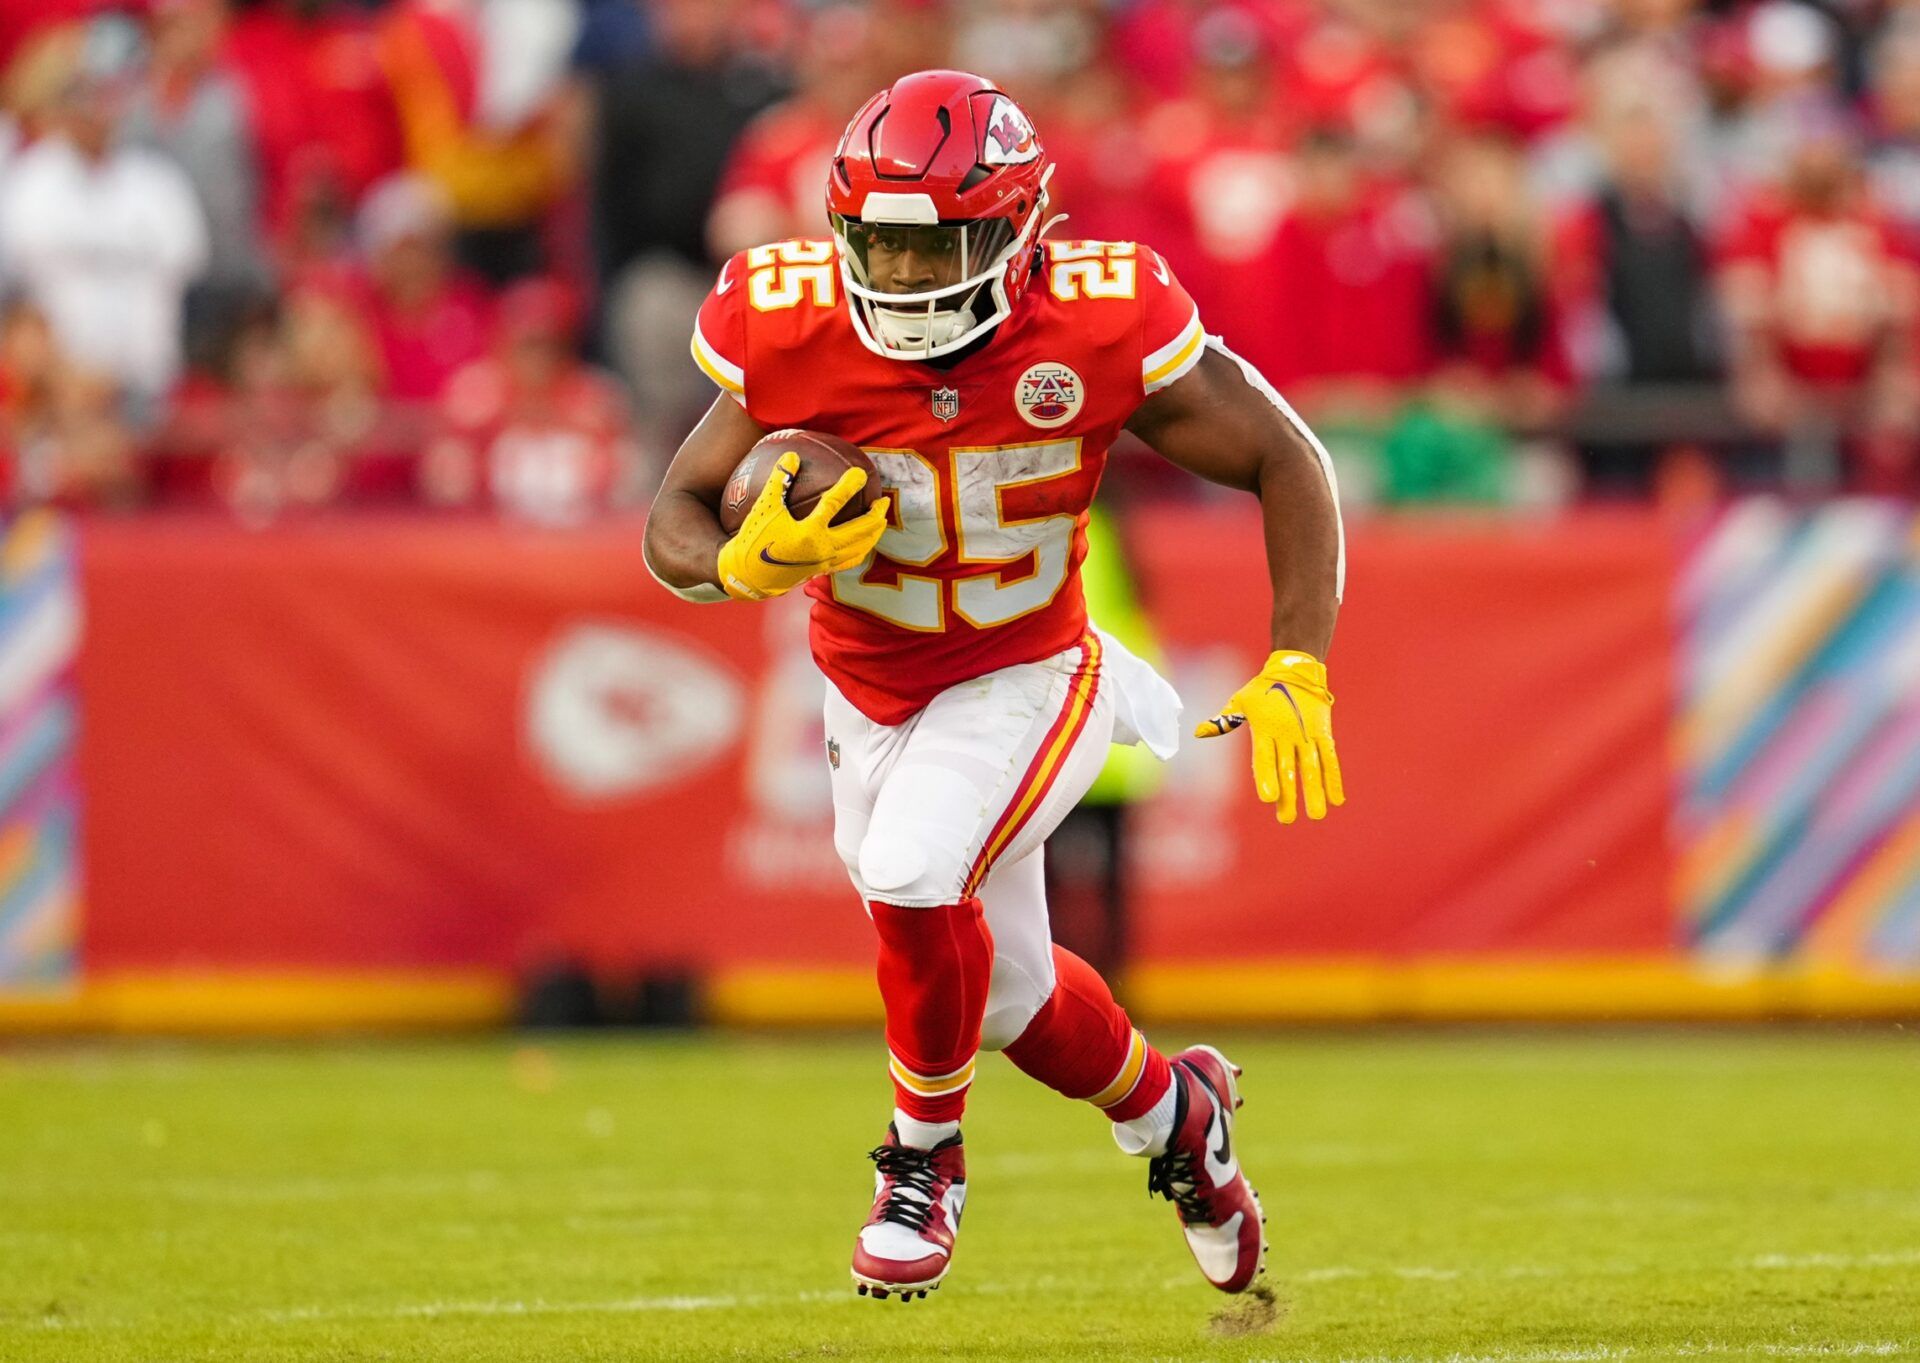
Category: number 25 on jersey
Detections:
[{"x1": 831, "y1": 440, "x2": 1081, "y2": 632}]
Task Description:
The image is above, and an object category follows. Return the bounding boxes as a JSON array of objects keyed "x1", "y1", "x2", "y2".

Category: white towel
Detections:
[{"x1": 1092, "y1": 625, "x2": 1182, "y2": 761}]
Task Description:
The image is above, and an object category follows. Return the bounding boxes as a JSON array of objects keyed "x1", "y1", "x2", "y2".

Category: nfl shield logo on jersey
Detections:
[
  {"x1": 1016, "y1": 363, "x2": 1084, "y2": 429},
  {"x1": 827, "y1": 737, "x2": 841, "y2": 770},
  {"x1": 930, "y1": 387, "x2": 960, "y2": 422}
]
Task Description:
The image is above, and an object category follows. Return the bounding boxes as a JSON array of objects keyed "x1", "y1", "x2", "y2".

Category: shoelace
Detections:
[
  {"x1": 868, "y1": 1143, "x2": 943, "y2": 1231},
  {"x1": 1146, "y1": 1147, "x2": 1212, "y2": 1226}
]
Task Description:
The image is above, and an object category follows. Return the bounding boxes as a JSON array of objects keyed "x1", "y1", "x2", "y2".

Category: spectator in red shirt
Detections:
[
  {"x1": 155, "y1": 281, "x2": 402, "y2": 515},
  {"x1": 1717, "y1": 110, "x2": 1920, "y2": 491},
  {"x1": 353, "y1": 171, "x2": 495, "y2": 404},
  {"x1": 422, "y1": 277, "x2": 638, "y2": 524},
  {"x1": 1143, "y1": 10, "x2": 1433, "y2": 399},
  {"x1": 1410, "y1": 0, "x2": 1581, "y2": 142},
  {"x1": 221, "y1": 0, "x2": 405, "y2": 249}
]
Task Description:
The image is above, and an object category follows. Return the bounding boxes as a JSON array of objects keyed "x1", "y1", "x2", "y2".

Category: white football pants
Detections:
[{"x1": 825, "y1": 630, "x2": 1179, "y2": 1050}]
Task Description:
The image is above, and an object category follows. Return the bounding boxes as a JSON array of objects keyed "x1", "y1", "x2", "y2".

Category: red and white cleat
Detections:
[
  {"x1": 850, "y1": 1125, "x2": 966, "y2": 1301},
  {"x1": 1148, "y1": 1045, "x2": 1267, "y2": 1293}
]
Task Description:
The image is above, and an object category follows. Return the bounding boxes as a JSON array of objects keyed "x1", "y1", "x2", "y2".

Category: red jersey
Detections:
[
  {"x1": 1717, "y1": 192, "x2": 1916, "y2": 386},
  {"x1": 430, "y1": 358, "x2": 634, "y2": 523},
  {"x1": 693, "y1": 238, "x2": 1205, "y2": 724}
]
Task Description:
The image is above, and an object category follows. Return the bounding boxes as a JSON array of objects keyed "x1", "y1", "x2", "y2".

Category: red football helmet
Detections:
[{"x1": 826, "y1": 70, "x2": 1054, "y2": 361}]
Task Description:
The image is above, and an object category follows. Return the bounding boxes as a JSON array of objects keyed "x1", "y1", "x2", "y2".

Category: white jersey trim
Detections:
[
  {"x1": 1143, "y1": 307, "x2": 1204, "y2": 394},
  {"x1": 1203, "y1": 335, "x2": 1347, "y2": 603},
  {"x1": 690, "y1": 321, "x2": 746, "y2": 404}
]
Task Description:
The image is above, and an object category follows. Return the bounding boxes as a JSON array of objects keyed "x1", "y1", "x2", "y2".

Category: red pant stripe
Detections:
[{"x1": 963, "y1": 633, "x2": 1103, "y2": 897}]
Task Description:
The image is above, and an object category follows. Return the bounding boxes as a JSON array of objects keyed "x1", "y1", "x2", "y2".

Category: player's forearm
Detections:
[
  {"x1": 1257, "y1": 444, "x2": 1342, "y2": 658},
  {"x1": 642, "y1": 492, "x2": 730, "y2": 600}
]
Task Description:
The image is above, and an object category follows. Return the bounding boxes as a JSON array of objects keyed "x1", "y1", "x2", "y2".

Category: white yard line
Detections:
[{"x1": 1749, "y1": 1251, "x2": 1920, "y2": 1270}]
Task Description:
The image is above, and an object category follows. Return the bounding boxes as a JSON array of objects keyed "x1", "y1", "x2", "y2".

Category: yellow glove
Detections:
[
  {"x1": 715, "y1": 451, "x2": 890, "y2": 602},
  {"x1": 1195, "y1": 650, "x2": 1346, "y2": 824}
]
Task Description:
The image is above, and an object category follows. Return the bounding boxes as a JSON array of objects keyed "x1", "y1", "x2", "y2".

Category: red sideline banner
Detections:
[{"x1": 64, "y1": 510, "x2": 1682, "y2": 1008}]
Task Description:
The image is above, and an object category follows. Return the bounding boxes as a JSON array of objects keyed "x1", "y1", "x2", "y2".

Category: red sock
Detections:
[
  {"x1": 871, "y1": 898, "x2": 994, "y2": 1124},
  {"x1": 1002, "y1": 947, "x2": 1172, "y2": 1123}
]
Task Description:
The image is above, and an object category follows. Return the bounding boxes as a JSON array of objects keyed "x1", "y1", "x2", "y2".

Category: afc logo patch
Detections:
[
  {"x1": 1015, "y1": 363, "x2": 1084, "y2": 429},
  {"x1": 827, "y1": 737, "x2": 840, "y2": 770},
  {"x1": 930, "y1": 386, "x2": 960, "y2": 422}
]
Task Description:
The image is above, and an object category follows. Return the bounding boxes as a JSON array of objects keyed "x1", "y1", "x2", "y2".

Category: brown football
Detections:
[{"x1": 718, "y1": 429, "x2": 878, "y2": 535}]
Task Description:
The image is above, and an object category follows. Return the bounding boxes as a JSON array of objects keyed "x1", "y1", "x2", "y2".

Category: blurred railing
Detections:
[{"x1": 2, "y1": 382, "x2": 1901, "y2": 521}]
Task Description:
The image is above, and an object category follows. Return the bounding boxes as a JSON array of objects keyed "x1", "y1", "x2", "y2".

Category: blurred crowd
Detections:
[{"x1": 2, "y1": 0, "x2": 1919, "y2": 521}]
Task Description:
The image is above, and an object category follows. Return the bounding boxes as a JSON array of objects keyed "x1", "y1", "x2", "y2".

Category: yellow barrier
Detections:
[{"x1": 5, "y1": 960, "x2": 1919, "y2": 1034}]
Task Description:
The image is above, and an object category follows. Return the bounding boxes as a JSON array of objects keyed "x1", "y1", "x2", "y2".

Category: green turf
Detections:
[{"x1": 3, "y1": 1031, "x2": 1919, "y2": 1362}]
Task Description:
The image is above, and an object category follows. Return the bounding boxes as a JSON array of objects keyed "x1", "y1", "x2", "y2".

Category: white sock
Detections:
[
  {"x1": 1110, "y1": 1074, "x2": 1178, "y2": 1157},
  {"x1": 893, "y1": 1109, "x2": 959, "y2": 1150}
]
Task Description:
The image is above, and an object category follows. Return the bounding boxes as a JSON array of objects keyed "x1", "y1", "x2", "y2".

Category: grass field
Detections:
[{"x1": 3, "y1": 1031, "x2": 1920, "y2": 1362}]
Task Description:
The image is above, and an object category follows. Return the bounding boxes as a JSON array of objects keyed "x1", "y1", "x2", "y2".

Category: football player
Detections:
[{"x1": 644, "y1": 71, "x2": 1344, "y2": 1301}]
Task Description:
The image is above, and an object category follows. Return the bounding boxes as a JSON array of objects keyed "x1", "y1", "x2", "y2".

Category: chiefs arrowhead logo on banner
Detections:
[
  {"x1": 527, "y1": 622, "x2": 743, "y2": 799},
  {"x1": 981, "y1": 96, "x2": 1039, "y2": 166}
]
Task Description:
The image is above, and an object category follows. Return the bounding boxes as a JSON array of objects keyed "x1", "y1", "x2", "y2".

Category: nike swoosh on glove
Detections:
[
  {"x1": 716, "y1": 450, "x2": 890, "y2": 602},
  {"x1": 1195, "y1": 650, "x2": 1346, "y2": 824}
]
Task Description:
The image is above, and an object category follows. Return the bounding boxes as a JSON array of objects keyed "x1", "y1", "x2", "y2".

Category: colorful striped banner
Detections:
[
  {"x1": 1677, "y1": 501, "x2": 1920, "y2": 968},
  {"x1": 0, "y1": 511, "x2": 82, "y2": 990}
]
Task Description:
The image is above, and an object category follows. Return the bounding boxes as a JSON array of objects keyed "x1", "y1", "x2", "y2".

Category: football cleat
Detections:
[
  {"x1": 850, "y1": 1124, "x2": 966, "y2": 1300},
  {"x1": 1147, "y1": 1045, "x2": 1267, "y2": 1293}
]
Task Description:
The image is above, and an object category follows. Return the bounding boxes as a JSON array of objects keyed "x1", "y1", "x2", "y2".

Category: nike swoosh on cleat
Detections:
[{"x1": 1211, "y1": 1102, "x2": 1232, "y2": 1166}]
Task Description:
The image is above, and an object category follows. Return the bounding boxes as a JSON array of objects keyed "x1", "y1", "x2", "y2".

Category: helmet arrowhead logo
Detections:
[{"x1": 981, "y1": 95, "x2": 1039, "y2": 166}]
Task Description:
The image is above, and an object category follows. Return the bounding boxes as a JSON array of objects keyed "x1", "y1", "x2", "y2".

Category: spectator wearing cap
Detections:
[
  {"x1": 352, "y1": 172, "x2": 495, "y2": 404},
  {"x1": 423, "y1": 277, "x2": 638, "y2": 524},
  {"x1": 1716, "y1": 1, "x2": 1848, "y2": 199},
  {"x1": 0, "y1": 15, "x2": 209, "y2": 411}
]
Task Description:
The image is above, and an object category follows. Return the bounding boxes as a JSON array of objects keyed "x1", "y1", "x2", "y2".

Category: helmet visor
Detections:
[{"x1": 832, "y1": 216, "x2": 1019, "y2": 304}]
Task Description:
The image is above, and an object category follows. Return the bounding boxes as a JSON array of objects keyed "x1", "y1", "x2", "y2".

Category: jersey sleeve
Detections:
[
  {"x1": 690, "y1": 254, "x2": 749, "y2": 405},
  {"x1": 1139, "y1": 246, "x2": 1206, "y2": 395}
]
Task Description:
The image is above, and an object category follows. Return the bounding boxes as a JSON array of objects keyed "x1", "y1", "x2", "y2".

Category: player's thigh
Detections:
[
  {"x1": 824, "y1": 684, "x2": 887, "y2": 896},
  {"x1": 977, "y1": 657, "x2": 1116, "y2": 876},
  {"x1": 977, "y1": 848, "x2": 1055, "y2": 1051},
  {"x1": 858, "y1": 637, "x2": 1112, "y2": 907}
]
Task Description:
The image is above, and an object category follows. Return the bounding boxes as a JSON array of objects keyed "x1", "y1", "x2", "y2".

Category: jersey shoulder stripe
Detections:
[
  {"x1": 691, "y1": 319, "x2": 745, "y2": 398},
  {"x1": 1143, "y1": 306, "x2": 1204, "y2": 393}
]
